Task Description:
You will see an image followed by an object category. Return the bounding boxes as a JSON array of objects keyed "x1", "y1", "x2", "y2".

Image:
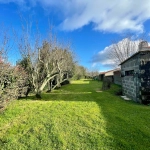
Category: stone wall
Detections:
[
  {"x1": 114, "y1": 71, "x2": 122, "y2": 85},
  {"x1": 121, "y1": 54, "x2": 140, "y2": 102},
  {"x1": 99, "y1": 74, "x2": 105, "y2": 81},
  {"x1": 121, "y1": 41, "x2": 150, "y2": 104},
  {"x1": 105, "y1": 76, "x2": 114, "y2": 82}
]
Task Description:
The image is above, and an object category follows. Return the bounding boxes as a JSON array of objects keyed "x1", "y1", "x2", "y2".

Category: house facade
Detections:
[{"x1": 120, "y1": 41, "x2": 150, "y2": 104}]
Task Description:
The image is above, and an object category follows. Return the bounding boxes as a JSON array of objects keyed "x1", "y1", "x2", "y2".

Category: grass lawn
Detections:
[{"x1": 0, "y1": 79, "x2": 150, "y2": 150}]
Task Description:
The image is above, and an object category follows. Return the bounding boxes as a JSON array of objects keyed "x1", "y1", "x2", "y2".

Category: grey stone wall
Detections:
[
  {"x1": 114, "y1": 71, "x2": 122, "y2": 85},
  {"x1": 99, "y1": 74, "x2": 104, "y2": 81},
  {"x1": 121, "y1": 54, "x2": 140, "y2": 102},
  {"x1": 105, "y1": 76, "x2": 113, "y2": 82}
]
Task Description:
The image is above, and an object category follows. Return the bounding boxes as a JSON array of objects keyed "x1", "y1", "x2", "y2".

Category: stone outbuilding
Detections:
[
  {"x1": 99, "y1": 72, "x2": 105, "y2": 81},
  {"x1": 104, "y1": 68, "x2": 121, "y2": 83},
  {"x1": 114, "y1": 70, "x2": 122, "y2": 85},
  {"x1": 99, "y1": 69, "x2": 121, "y2": 85},
  {"x1": 120, "y1": 41, "x2": 150, "y2": 104}
]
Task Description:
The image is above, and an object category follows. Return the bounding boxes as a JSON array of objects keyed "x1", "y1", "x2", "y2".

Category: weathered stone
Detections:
[{"x1": 121, "y1": 44, "x2": 150, "y2": 104}]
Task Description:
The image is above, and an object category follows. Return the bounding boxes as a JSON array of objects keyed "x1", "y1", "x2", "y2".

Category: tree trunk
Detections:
[
  {"x1": 35, "y1": 88, "x2": 42, "y2": 99},
  {"x1": 39, "y1": 74, "x2": 58, "y2": 92},
  {"x1": 35, "y1": 92, "x2": 41, "y2": 99},
  {"x1": 47, "y1": 80, "x2": 52, "y2": 93}
]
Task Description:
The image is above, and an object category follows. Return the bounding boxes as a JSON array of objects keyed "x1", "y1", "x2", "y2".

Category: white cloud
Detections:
[
  {"x1": 92, "y1": 46, "x2": 116, "y2": 68},
  {"x1": 91, "y1": 63, "x2": 97, "y2": 68},
  {"x1": 91, "y1": 38, "x2": 140, "y2": 69},
  {"x1": 1, "y1": 0, "x2": 150, "y2": 33}
]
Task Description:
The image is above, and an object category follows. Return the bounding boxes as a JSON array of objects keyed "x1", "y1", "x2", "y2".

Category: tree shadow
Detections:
[{"x1": 26, "y1": 80, "x2": 150, "y2": 149}]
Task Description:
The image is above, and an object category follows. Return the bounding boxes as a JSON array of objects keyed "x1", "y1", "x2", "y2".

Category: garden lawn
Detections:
[{"x1": 0, "y1": 79, "x2": 150, "y2": 150}]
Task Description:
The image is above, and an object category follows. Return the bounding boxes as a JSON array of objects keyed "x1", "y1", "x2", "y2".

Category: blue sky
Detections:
[{"x1": 1, "y1": 0, "x2": 150, "y2": 71}]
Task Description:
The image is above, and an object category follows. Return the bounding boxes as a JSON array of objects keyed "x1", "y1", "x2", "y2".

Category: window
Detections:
[{"x1": 125, "y1": 70, "x2": 134, "y2": 76}]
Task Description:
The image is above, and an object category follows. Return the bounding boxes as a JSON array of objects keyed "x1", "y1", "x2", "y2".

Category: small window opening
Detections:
[{"x1": 125, "y1": 70, "x2": 134, "y2": 76}]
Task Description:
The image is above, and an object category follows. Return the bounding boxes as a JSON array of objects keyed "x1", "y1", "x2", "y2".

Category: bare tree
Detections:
[
  {"x1": 73, "y1": 65, "x2": 86, "y2": 80},
  {"x1": 37, "y1": 42, "x2": 74, "y2": 95},
  {"x1": 48, "y1": 46, "x2": 75, "y2": 90},
  {"x1": 0, "y1": 26, "x2": 14, "y2": 107},
  {"x1": 17, "y1": 19, "x2": 75, "y2": 98},
  {"x1": 0, "y1": 26, "x2": 28, "y2": 109},
  {"x1": 85, "y1": 70, "x2": 99, "y2": 79},
  {"x1": 109, "y1": 38, "x2": 140, "y2": 65}
]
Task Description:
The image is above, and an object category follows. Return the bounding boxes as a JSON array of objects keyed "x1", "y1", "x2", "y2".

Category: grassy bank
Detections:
[{"x1": 0, "y1": 80, "x2": 150, "y2": 150}]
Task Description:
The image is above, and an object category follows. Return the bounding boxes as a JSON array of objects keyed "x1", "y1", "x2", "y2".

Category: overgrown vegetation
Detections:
[
  {"x1": 0, "y1": 21, "x2": 78, "y2": 107},
  {"x1": 0, "y1": 80, "x2": 150, "y2": 150},
  {"x1": 0, "y1": 27, "x2": 30, "y2": 109}
]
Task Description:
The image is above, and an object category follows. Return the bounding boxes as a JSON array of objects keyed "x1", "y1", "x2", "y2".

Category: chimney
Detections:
[{"x1": 138, "y1": 41, "x2": 148, "y2": 51}]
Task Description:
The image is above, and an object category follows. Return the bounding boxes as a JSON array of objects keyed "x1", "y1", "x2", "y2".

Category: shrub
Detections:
[{"x1": 0, "y1": 65, "x2": 29, "y2": 110}]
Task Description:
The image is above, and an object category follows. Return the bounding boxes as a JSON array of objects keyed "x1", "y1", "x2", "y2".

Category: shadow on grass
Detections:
[{"x1": 24, "y1": 80, "x2": 150, "y2": 149}]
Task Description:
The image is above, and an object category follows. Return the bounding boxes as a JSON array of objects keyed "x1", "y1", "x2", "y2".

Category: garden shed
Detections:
[{"x1": 120, "y1": 41, "x2": 150, "y2": 104}]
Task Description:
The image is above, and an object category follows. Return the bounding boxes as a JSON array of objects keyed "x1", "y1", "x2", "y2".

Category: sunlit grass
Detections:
[
  {"x1": 71, "y1": 79, "x2": 90, "y2": 84},
  {"x1": 49, "y1": 92, "x2": 92, "y2": 94},
  {"x1": 0, "y1": 79, "x2": 150, "y2": 150}
]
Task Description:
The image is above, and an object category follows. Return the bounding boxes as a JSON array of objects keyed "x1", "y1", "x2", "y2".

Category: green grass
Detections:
[{"x1": 0, "y1": 79, "x2": 150, "y2": 150}]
